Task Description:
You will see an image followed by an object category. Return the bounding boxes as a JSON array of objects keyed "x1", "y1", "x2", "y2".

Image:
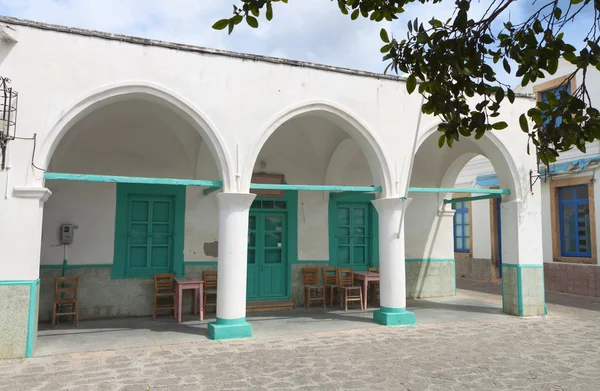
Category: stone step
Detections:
[{"x1": 246, "y1": 300, "x2": 295, "y2": 313}]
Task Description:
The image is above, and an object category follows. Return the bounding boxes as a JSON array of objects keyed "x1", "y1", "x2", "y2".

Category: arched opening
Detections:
[
  {"x1": 240, "y1": 103, "x2": 391, "y2": 307},
  {"x1": 406, "y1": 126, "x2": 521, "y2": 308},
  {"x1": 38, "y1": 88, "x2": 231, "y2": 334}
]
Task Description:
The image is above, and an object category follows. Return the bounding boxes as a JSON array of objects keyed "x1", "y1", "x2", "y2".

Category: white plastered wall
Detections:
[
  {"x1": 0, "y1": 20, "x2": 542, "y2": 279},
  {"x1": 41, "y1": 104, "x2": 376, "y2": 266}
]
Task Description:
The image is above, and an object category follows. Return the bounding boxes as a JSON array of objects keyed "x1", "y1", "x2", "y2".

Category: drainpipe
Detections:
[{"x1": 397, "y1": 94, "x2": 425, "y2": 238}]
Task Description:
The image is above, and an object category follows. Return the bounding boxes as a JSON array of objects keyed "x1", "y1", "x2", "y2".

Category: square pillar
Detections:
[
  {"x1": 0, "y1": 187, "x2": 50, "y2": 358},
  {"x1": 500, "y1": 198, "x2": 545, "y2": 316},
  {"x1": 371, "y1": 197, "x2": 416, "y2": 326},
  {"x1": 207, "y1": 192, "x2": 256, "y2": 340}
]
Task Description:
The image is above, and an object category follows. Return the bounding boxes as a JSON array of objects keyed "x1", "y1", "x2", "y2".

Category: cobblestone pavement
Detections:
[{"x1": 2, "y1": 285, "x2": 600, "y2": 390}]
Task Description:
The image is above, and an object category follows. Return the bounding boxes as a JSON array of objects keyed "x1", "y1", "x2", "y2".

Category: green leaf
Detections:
[
  {"x1": 507, "y1": 89, "x2": 515, "y2": 103},
  {"x1": 438, "y1": 134, "x2": 446, "y2": 148},
  {"x1": 503, "y1": 58, "x2": 511, "y2": 74},
  {"x1": 380, "y1": 28, "x2": 390, "y2": 43},
  {"x1": 266, "y1": 3, "x2": 273, "y2": 21},
  {"x1": 492, "y1": 121, "x2": 508, "y2": 130},
  {"x1": 351, "y1": 9, "x2": 360, "y2": 20},
  {"x1": 519, "y1": 114, "x2": 529, "y2": 133},
  {"x1": 246, "y1": 15, "x2": 259, "y2": 28},
  {"x1": 406, "y1": 74, "x2": 417, "y2": 94},
  {"x1": 495, "y1": 88, "x2": 505, "y2": 103},
  {"x1": 212, "y1": 19, "x2": 230, "y2": 30}
]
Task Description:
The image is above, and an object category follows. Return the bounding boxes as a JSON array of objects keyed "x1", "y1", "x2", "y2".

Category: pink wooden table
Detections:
[
  {"x1": 175, "y1": 278, "x2": 204, "y2": 323},
  {"x1": 354, "y1": 271, "x2": 380, "y2": 310}
]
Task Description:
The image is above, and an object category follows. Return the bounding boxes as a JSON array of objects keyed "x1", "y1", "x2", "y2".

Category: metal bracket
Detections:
[{"x1": 529, "y1": 169, "x2": 541, "y2": 194}]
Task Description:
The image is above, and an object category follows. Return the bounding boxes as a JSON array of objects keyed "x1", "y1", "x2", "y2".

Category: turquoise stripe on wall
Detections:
[
  {"x1": 503, "y1": 263, "x2": 543, "y2": 268},
  {"x1": 185, "y1": 261, "x2": 218, "y2": 266},
  {"x1": 26, "y1": 280, "x2": 39, "y2": 358},
  {"x1": 40, "y1": 261, "x2": 222, "y2": 269},
  {"x1": 405, "y1": 258, "x2": 455, "y2": 263},
  {"x1": 40, "y1": 264, "x2": 111, "y2": 269}
]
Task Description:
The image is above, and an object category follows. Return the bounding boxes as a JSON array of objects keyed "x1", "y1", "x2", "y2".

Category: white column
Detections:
[
  {"x1": 371, "y1": 197, "x2": 415, "y2": 326},
  {"x1": 208, "y1": 192, "x2": 255, "y2": 340}
]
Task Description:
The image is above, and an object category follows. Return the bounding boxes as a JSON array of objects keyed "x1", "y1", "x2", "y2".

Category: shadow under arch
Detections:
[
  {"x1": 413, "y1": 123, "x2": 523, "y2": 201},
  {"x1": 38, "y1": 81, "x2": 235, "y2": 191},
  {"x1": 241, "y1": 100, "x2": 395, "y2": 198}
]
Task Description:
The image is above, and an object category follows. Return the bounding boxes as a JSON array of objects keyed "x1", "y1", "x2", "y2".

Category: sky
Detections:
[{"x1": 0, "y1": 1, "x2": 593, "y2": 86}]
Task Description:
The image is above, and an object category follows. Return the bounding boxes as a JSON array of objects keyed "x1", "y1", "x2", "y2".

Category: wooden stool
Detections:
[
  {"x1": 202, "y1": 270, "x2": 218, "y2": 313},
  {"x1": 323, "y1": 267, "x2": 339, "y2": 307},
  {"x1": 153, "y1": 273, "x2": 176, "y2": 320},
  {"x1": 303, "y1": 267, "x2": 325, "y2": 310},
  {"x1": 368, "y1": 267, "x2": 380, "y2": 304},
  {"x1": 52, "y1": 276, "x2": 79, "y2": 327},
  {"x1": 337, "y1": 268, "x2": 363, "y2": 311}
]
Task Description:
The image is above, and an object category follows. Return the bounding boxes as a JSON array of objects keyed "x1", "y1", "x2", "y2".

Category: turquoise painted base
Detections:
[
  {"x1": 373, "y1": 307, "x2": 416, "y2": 326},
  {"x1": 207, "y1": 317, "x2": 252, "y2": 340}
]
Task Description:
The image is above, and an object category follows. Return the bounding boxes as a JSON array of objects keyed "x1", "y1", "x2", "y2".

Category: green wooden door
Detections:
[
  {"x1": 247, "y1": 212, "x2": 287, "y2": 299},
  {"x1": 336, "y1": 203, "x2": 370, "y2": 268},
  {"x1": 247, "y1": 213, "x2": 259, "y2": 297},
  {"x1": 127, "y1": 195, "x2": 175, "y2": 273}
]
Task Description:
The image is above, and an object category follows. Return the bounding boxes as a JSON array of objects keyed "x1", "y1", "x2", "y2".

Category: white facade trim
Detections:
[{"x1": 12, "y1": 187, "x2": 52, "y2": 203}]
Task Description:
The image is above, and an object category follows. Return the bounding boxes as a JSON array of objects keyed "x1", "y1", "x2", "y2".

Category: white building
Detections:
[
  {"x1": 0, "y1": 17, "x2": 544, "y2": 359},
  {"x1": 456, "y1": 59, "x2": 600, "y2": 297}
]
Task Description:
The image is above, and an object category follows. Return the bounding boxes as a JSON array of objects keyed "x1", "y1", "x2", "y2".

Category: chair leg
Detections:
[
  {"x1": 153, "y1": 295, "x2": 157, "y2": 320},
  {"x1": 322, "y1": 287, "x2": 326, "y2": 309},
  {"x1": 173, "y1": 294, "x2": 177, "y2": 319},
  {"x1": 359, "y1": 287, "x2": 364, "y2": 311},
  {"x1": 306, "y1": 288, "x2": 310, "y2": 310},
  {"x1": 344, "y1": 289, "x2": 348, "y2": 312},
  {"x1": 75, "y1": 302, "x2": 79, "y2": 327},
  {"x1": 52, "y1": 303, "x2": 56, "y2": 328},
  {"x1": 329, "y1": 287, "x2": 333, "y2": 307}
]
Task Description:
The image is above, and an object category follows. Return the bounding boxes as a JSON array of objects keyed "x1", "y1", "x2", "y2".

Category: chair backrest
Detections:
[
  {"x1": 337, "y1": 268, "x2": 354, "y2": 287},
  {"x1": 154, "y1": 273, "x2": 173, "y2": 294},
  {"x1": 303, "y1": 267, "x2": 319, "y2": 285},
  {"x1": 203, "y1": 270, "x2": 218, "y2": 289},
  {"x1": 322, "y1": 267, "x2": 338, "y2": 286},
  {"x1": 54, "y1": 276, "x2": 79, "y2": 300},
  {"x1": 368, "y1": 267, "x2": 380, "y2": 273}
]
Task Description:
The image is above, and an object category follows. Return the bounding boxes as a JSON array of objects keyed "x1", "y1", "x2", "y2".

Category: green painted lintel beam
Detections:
[
  {"x1": 44, "y1": 172, "x2": 511, "y2": 196},
  {"x1": 409, "y1": 187, "x2": 510, "y2": 195},
  {"x1": 443, "y1": 194, "x2": 502, "y2": 204},
  {"x1": 202, "y1": 186, "x2": 221, "y2": 196},
  {"x1": 44, "y1": 172, "x2": 222, "y2": 187},
  {"x1": 249, "y1": 183, "x2": 382, "y2": 192}
]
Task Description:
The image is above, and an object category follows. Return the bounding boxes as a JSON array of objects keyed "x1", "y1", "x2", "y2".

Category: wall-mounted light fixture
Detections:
[{"x1": 0, "y1": 76, "x2": 18, "y2": 170}]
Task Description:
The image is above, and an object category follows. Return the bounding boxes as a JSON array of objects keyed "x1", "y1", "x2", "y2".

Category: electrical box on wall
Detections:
[{"x1": 60, "y1": 224, "x2": 76, "y2": 245}]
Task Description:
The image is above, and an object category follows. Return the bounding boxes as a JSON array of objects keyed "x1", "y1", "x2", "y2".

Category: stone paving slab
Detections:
[
  {"x1": 2, "y1": 282, "x2": 600, "y2": 390},
  {"x1": 3, "y1": 311, "x2": 600, "y2": 390}
]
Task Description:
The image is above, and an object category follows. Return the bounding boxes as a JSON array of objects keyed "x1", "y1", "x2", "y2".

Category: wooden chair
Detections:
[
  {"x1": 52, "y1": 276, "x2": 79, "y2": 328},
  {"x1": 368, "y1": 267, "x2": 380, "y2": 304},
  {"x1": 337, "y1": 268, "x2": 363, "y2": 311},
  {"x1": 153, "y1": 273, "x2": 176, "y2": 320},
  {"x1": 303, "y1": 268, "x2": 325, "y2": 310},
  {"x1": 323, "y1": 267, "x2": 339, "y2": 307},
  {"x1": 203, "y1": 270, "x2": 218, "y2": 313}
]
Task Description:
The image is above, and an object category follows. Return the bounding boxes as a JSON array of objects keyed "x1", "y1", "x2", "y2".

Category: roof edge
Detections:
[
  {"x1": 0, "y1": 15, "x2": 535, "y2": 99},
  {"x1": 0, "y1": 15, "x2": 407, "y2": 83}
]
